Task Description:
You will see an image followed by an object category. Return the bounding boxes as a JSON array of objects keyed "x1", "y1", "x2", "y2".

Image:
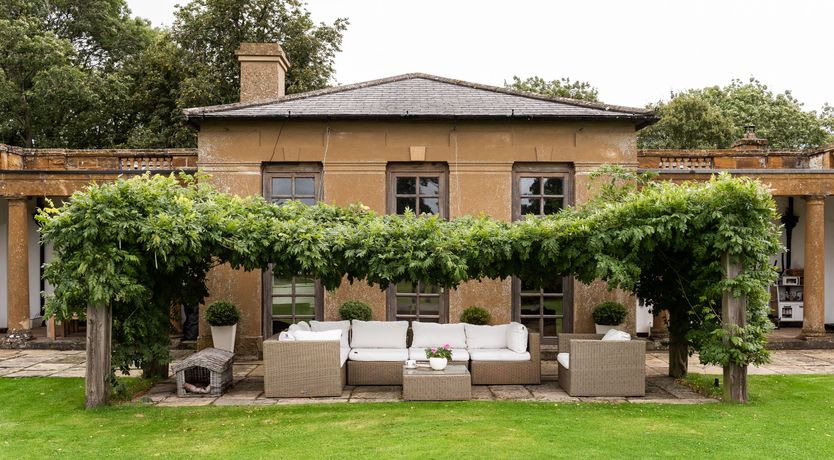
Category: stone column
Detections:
[
  {"x1": 7, "y1": 197, "x2": 30, "y2": 331},
  {"x1": 802, "y1": 195, "x2": 826, "y2": 338}
]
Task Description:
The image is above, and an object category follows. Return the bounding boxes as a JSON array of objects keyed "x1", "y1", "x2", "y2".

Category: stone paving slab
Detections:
[{"x1": 6, "y1": 349, "x2": 834, "y2": 407}]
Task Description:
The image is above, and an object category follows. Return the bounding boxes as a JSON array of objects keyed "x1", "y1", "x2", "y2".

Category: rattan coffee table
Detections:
[{"x1": 402, "y1": 364, "x2": 471, "y2": 401}]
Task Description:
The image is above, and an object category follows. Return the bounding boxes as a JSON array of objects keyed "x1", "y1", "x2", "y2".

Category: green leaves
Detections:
[{"x1": 39, "y1": 171, "x2": 781, "y2": 371}]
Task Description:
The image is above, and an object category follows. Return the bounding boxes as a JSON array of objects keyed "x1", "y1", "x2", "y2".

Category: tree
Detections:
[
  {"x1": 0, "y1": 0, "x2": 154, "y2": 148},
  {"x1": 639, "y1": 78, "x2": 833, "y2": 149},
  {"x1": 122, "y1": 0, "x2": 348, "y2": 148},
  {"x1": 507, "y1": 76, "x2": 599, "y2": 102},
  {"x1": 1, "y1": 0, "x2": 349, "y2": 149}
]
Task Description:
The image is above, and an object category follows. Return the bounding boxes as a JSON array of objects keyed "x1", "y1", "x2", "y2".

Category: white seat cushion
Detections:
[
  {"x1": 408, "y1": 347, "x2": 469, "y2": 362},
  {"x1": 465, "y1": 324, "x2": 509, "y2": 349},
  {"x1": 506, "y1": 322, "x2": 528, "y2": 353},
  {"x1": 310, "y1": 320, "x2": 350, "y2": 348},
  {"x1": 601, "y1": 329, "x2": 631, "y2": 341},
  {"x1": 557, "y1": 352, "x2": 570, "y2": 369},
  {"x1": 348, "y1": 348, "x2": 408, "y2": 362},
  {"x1": 350, "y1": 320, "x2": 408, "y2": 348},
  {"x1": 468, "y1": 348, "x2": 530, "y2": 361},
  {"x1": 292, "y1": 329, "x2": 342, "y2": 342},
  {"x1": 411, "y1": 322, "x2": 467, "y2": 349},
  {"x1": 340, "y1": 347, "x2": 350, "y2": 367}
]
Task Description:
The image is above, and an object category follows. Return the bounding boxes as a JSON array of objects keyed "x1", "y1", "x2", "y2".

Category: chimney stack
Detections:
[{"x1": 236, "y1": 42, "x2": 290, "y2": 103}]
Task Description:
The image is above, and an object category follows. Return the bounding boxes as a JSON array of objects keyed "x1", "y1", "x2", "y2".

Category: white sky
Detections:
[{"x1": 127, "y1": 0, "x2": 833, "y2": 111}]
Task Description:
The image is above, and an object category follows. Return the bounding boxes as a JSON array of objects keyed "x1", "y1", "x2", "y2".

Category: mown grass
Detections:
[{"x1": 1, "y1": 375, "x2": 832, "y2": 459}]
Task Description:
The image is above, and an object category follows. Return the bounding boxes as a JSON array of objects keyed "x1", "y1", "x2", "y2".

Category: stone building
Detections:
[
  {"x1": 181, "y1": 43, "x2": 655, "y2": 354},
  {"x1": 1, "y1": 42, "x2": 830, "y2": 354}
]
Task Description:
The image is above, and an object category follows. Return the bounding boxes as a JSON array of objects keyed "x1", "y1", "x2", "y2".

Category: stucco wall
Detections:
[{"x1": 196, "y1": 118, "x2": 640, "y2": 353}]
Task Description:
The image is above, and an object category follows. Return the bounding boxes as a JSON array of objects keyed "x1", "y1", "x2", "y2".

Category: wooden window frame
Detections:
[
  {"x1": 261, "y1": 163, "x2": 324, "y2": 338},
  {"x1": 386, "y1": 163, "x2": 450, "y2": 323},
  {"x1": 511, "y1": 163, "x2": 575, "y2": 343}
]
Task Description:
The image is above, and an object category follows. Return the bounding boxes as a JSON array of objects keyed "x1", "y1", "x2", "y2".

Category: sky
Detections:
[{"x1": 126, "y1": 0, "x2": 833, "y2": 111}]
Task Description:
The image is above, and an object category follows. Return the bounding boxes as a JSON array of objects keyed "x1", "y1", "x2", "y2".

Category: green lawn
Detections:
[{"x1": 1, "y1": 375, "x2": 833, "y2": 459}]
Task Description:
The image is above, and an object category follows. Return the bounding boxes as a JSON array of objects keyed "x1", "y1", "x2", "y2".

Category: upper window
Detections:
[
  {"x1": 388, "y1": 164, "x2": 448, "y2": 218},
  {"x1": 263, "y1": 164, "x2": 323, "y2": 336},
  {"x1": 512, "y1": 164, "x2": 574, "y2": 343},
  {"x1": 387, "y1": 164, "x2": 449, "y2": 322}
]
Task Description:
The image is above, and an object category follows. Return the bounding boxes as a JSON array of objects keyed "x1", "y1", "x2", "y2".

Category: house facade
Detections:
[
  {"x1": 183, "y1": 43, "x2": 656, "y2": 354},
  {"x1": 3, "y1": 41, "x2": 829, "y2": 355}
]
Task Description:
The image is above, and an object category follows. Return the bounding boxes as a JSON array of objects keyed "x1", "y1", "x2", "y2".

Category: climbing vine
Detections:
[{"x1": 37, "y1": 171, "x2": 781, "y2": 373}]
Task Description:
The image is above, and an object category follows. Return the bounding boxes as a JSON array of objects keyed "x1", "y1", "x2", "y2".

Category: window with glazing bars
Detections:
[
  {"x1": 262, "y1": 165, "x2": 323, "y2": 336},
  {"x1": 386, "y1": 164, "x2": 449, "y2": 323}
]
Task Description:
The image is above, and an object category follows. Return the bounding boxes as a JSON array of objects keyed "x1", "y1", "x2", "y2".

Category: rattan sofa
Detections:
[
  {"x1": 470, "y1": 332, "x2": 541, "y2": 385},
  {"x1": 557, "y1": 333, "x2": 645, "y2": 397},
  {"x1": 263, "y1": 334, "x2": 346, "y2": 397}
]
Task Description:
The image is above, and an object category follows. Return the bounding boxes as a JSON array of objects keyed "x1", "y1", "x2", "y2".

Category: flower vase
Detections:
[{"x1": 429, "y1": 357, "x2": 448, "y2": 371}]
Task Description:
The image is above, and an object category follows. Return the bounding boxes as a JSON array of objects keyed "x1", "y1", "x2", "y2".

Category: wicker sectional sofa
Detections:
[{"x1": 265, "y1": 320, "x2": 542, "y2": 394}]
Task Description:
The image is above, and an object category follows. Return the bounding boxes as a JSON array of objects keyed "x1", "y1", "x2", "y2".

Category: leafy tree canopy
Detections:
[
  {"x1": 638, "y1": 78, "x2": 833, "y2": 150},
  {"x1": 39, "y1": 172, "x2": 781, "y2": 374},
  {"x1": 507, "y1": 76, "x2": 599, "y2": 102},
  {"x1": 0, "y1": 0, "x2": 348, "y2": 149}
]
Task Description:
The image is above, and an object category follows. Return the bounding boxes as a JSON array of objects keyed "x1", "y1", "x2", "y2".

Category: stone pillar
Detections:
[
  {"x1": 7, "y1": 197, "x2": 30, "y2": 331},
  {"x1": 802, "y1": 195, "x2": 826, "y2": 338}
]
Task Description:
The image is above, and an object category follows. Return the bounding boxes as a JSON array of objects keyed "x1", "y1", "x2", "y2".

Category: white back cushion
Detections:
[
  {"x1": 411, "y1": 322, "x2": 467, "y2": 348},
  {"x1": 601, "y1": 329, "x2": 631, "y2": 341},
  {"x1": 351, "y1": 320, "x2": 408, "y2": 348},
  {"x1": 465, "y1": 324, "x2": 509, "y2": 349},
  {"x1": 506, "y1": 322, "x2": 528, "y2": 353},
  {"x1": 293, "y1": 329, "x2": 342, "y2": 342},
  {"x1": 310, "y1": 320, "x2": 350, "y2": 348}
]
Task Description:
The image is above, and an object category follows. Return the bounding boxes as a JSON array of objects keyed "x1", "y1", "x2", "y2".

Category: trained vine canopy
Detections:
[{"x1": 37, "y1": 171, "x2": 781, "y2": 371}]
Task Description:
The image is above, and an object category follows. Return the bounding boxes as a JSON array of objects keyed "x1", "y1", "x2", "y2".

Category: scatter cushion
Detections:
[
  {"x1": 287, "y1": 322, "x2": 311, "y2": 334},
  {"x1": 601, "y1": 329, "x2": 631, "y2": 342},
  {"x1": 340, "y1": 347, "x2": 350, "y2": 366},
  {"x1": 310, "y1": 320, "x2": 350, "y2": 348},
  {"x1": 348, "y1": 348, "x2": 409, "y2": 362},
  {"x1": 556, "y1": 352, "x2": 570, "y2": 369},
  {"x1": 411, "y1": 322, "x2": 467, "y2": 349},
  {"x1": 292, "y1": 329, "x2": 342, "y2": 342},
  {"x1": 468, "y1": 349, "x2": 531, "y2": 361},
  {"x1": 350, "y1": 320, "x2": 408, "y2": 349},
  {"x1": 464, "y1": 324, "x2": 509, "y2": 349},
  {"x1": 408, "y1": 347, "x2": 469, "y2": 362},
  {"x1": 277, "y1": 331, "x2": 294, "y2": 341},
  {"x1": 506, "y1": 322, "x2": 528, "y2": 353}
]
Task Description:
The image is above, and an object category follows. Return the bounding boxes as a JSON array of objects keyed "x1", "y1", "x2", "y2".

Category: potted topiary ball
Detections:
[
  {"x1": 339, "y1": 300, "x2": 373, "y2": 321},
  {"x1": 205, "y1": 300, "x2": 241, "y2": 353},
  {"x1": 460, "y1": 306, "x2": 491, "y2": 325},
  {"x1": 592, "y1": 301, "x2": 628, "y2": 334}
]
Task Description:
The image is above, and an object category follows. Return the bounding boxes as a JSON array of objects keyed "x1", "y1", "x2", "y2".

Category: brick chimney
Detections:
[
  {"x1": 235, "y1": 43, "x2": 290, "y2": 103},
  {"x1": 731, "y1": 125, "x2": 769, "y2": 151}
]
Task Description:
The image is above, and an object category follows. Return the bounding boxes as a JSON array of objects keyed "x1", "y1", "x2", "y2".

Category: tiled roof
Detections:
[{"x1": 184, "y1": 73, "x2": 657, "y2": 127}]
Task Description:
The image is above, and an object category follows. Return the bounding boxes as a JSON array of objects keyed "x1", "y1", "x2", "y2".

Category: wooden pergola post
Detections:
[
  {"x1": 721, "y1": 253, "x2": 747, "y2": 403},
  {"x1": 85, "y1": 302, "x2": 112, "y2": 409}
]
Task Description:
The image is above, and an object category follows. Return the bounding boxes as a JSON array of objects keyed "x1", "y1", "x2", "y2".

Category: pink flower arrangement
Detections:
[{"x1": 425, "y1": 343, "x2": 453, "y2": 360}]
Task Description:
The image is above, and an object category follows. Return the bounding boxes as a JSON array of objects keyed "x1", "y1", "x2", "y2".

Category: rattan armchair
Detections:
[
  {"x1": 557, "y1": 333, "x2": 645, "y2": 397},
  {"x1": 263, "y1": 335, "x2": 346, "y2": 398}
]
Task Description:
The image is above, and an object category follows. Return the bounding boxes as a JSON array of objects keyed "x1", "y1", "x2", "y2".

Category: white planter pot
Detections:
[
  {"x1": 595, "y1": 324, "x2": 623, "y2": 334},
  {"x1": 429, "y1": 357, "x2": 448, "y2": 371},
  {"x1": 210, "y1": 324, "x2": 237, "y2": 352}
]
